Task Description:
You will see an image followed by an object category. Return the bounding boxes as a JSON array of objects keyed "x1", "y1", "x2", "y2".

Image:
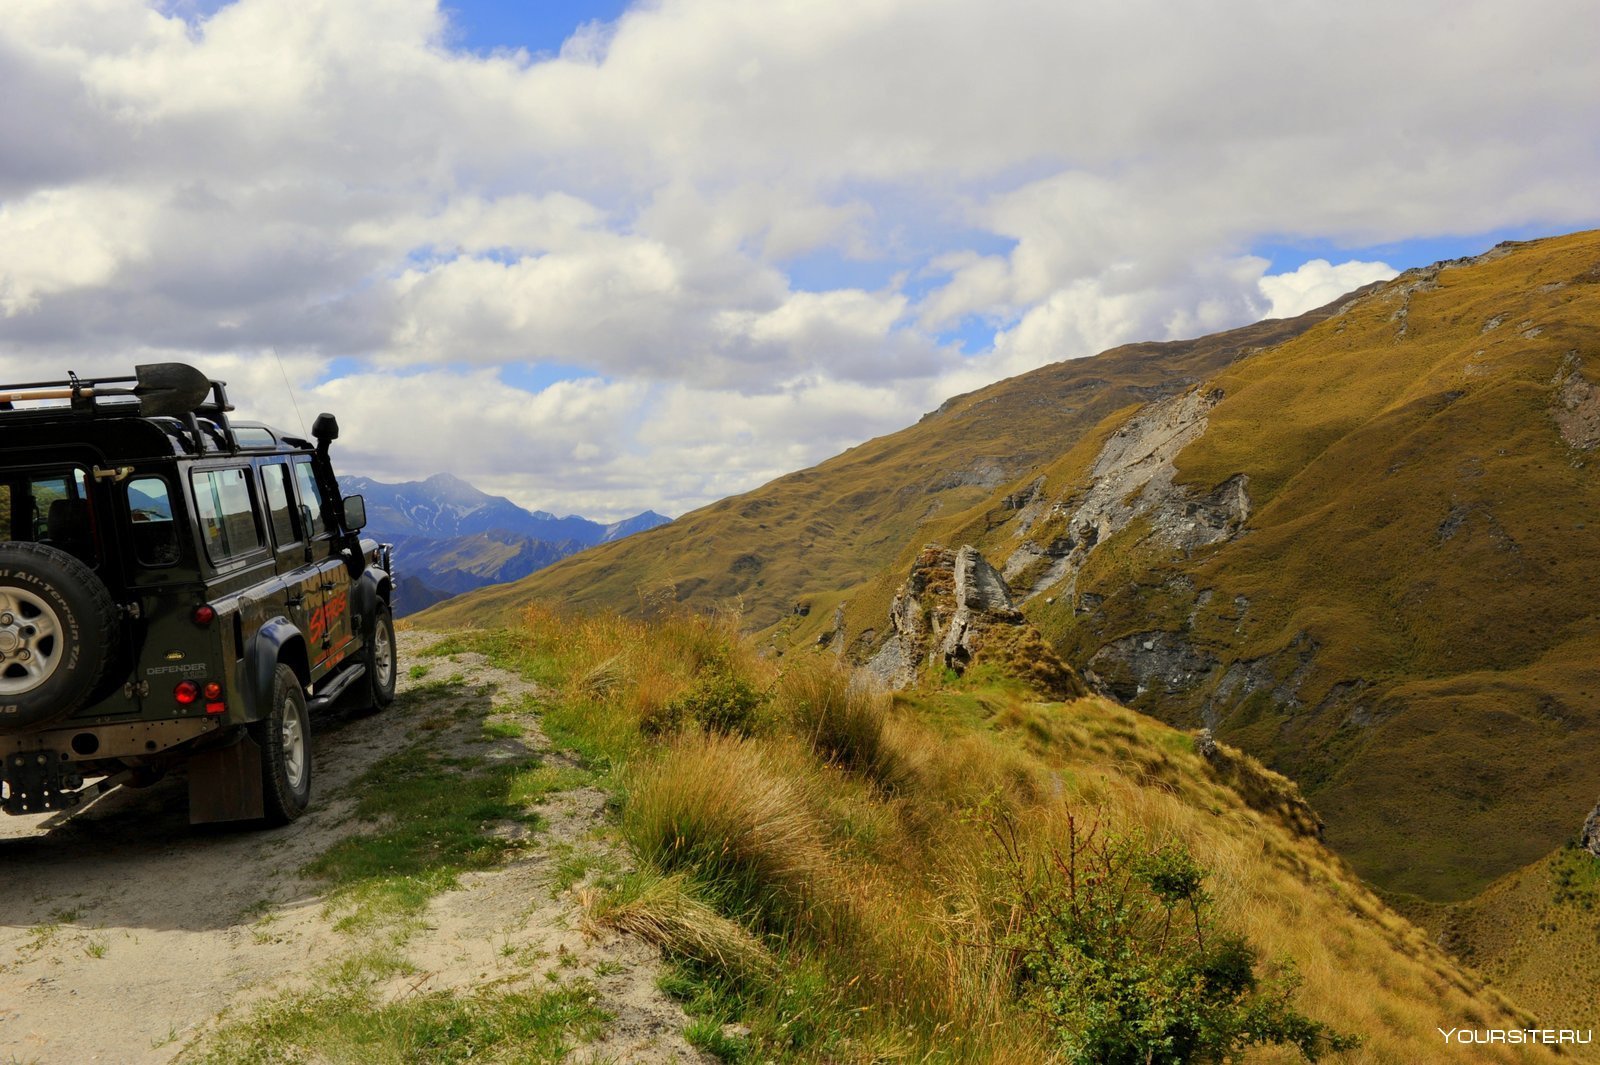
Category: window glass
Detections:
[
  {"x1": 293, "y1": 460, "x2": 326, "y2": 537},
  {"x1": 260, "y1": 463, "x2": 299, "y2": 548},
  {"x1": 127, "y1": 477, "x2": 179, "y2": 566},
  {"x1": 30, "y1": 474, "x2": 71, "y2": 539},
  {"x1": 34, "y1": 469, "x2": 95, "y2": 563},
  {"x1": 191, "y1": 468, "x2": 263, "y2": 561}
]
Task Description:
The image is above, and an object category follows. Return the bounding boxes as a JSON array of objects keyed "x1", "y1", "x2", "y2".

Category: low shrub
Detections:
[{"x1": 994, "y1": 810, "x2": 1357, "y2": 1064}]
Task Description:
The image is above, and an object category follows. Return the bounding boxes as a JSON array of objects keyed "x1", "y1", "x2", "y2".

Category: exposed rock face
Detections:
[
  {"x1": 1002, "y1": 386, "x2": 1250, "y2": 602},
  {"x1": 1553, "y1": 351, "x2": 1600, "y2": 450},
  {"x1": 1582, "y1": 801, "x2": 1600, "y2": 858},
  {"x1": 866, "y1": 544, "x2": 1083, "y2": 698},
  {"x1": 1087, "y1": 630, "x2": 1219, "y2": 705}
]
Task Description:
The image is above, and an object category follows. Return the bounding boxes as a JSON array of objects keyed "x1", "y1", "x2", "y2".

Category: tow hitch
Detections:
[{"x1": 2, "y1": 750, "x2": 85, "y2": 814}]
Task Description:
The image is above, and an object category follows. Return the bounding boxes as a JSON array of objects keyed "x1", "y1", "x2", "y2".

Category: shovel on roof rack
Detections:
[{"x1": 0, "y1": 363, "x2": 213, "y2": 418}]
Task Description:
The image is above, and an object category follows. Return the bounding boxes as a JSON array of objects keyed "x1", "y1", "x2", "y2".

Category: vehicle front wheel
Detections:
[
  {"x1": 253, "y1": 663, "x2": 311, "y2": 825},
  {"x1": 359, "y1": 605, "x2": 398, "y2": 712}
]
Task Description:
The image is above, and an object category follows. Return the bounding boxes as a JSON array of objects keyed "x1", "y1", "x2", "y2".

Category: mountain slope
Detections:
[
  {"x1": 418, "y1": 229, "x2": 1600, "y2": 906},
  {"x1": 815, "y1": 231, "x2": 1600, "y2": 904},
  {"x1": 418, "y1": 293, "x2": 1361, "y2": 632}
]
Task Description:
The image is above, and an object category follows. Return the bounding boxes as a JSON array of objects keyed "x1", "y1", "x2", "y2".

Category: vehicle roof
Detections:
[{"x1": 0, "y1": 413, "x2": 313, "y2": 465}]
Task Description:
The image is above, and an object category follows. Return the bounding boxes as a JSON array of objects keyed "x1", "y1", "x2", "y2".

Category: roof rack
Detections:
[{"x1": 0, "y1": 363, "x2": 240, "y2": 452}]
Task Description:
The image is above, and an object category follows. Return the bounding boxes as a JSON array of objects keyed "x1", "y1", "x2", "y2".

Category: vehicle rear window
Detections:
[
  {"x1": 127, "y1": 477, "x2": 179, "y2": 566},
  {"x1": 191, "y1": 468, "x2": 263, "y2": 561}
]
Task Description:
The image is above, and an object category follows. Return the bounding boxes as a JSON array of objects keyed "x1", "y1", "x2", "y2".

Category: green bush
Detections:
[
  {"x1": 646, "y1": 669, "x2": 770, "y2": 737},
  {"x1": 996, "y1": 812, "x2": 1357, "y2": 1064}
]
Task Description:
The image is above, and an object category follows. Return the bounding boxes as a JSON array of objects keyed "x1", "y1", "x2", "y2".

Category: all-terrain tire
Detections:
[
  {"x1": 358, "y1": 605, "x2": 398, "y2": 713},
  {"x1": 253, "y1": 663, "x2": 312, "y2": 825},
  {"x1": 0, "y1": 542, "x2": 119, "y2": 733}
]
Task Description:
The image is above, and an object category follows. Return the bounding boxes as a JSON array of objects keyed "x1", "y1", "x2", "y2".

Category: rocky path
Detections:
[{"x1": 0, "y1": 631, "x2": 704, "y2": 1064}]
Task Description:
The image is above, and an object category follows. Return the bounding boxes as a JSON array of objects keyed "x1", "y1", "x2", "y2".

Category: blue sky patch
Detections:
[
  {"x1": 442, "y1": 0, "x2": 632, "y2": 57},
  {"x1": 1251, "y1": 223, "x2": 1557, "y2": 275}
]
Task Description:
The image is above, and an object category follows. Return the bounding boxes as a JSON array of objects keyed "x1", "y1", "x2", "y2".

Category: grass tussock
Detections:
[
  {"x1": 625, "y1": 734, "x2": 833, "y2": 923},
  {"x1": 447, "y1": 608, "x2": 1559, "y2": 1064},
  {"x1": 585, "y1": 871, "x2": 775, "y2": 980}
]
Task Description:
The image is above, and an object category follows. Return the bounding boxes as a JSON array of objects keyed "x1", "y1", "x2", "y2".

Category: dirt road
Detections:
[{"x1": 0, "y1": 633, "x2": 704, "y2": 1064}]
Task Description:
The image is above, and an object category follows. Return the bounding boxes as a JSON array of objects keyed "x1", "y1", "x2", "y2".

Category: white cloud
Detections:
[
  {"x1": 1258, "y1": 259, "x2": 1398, "y2": 320},
  {"x1": 0, "y1": 0, "x2": 1594, "y2": 517}
]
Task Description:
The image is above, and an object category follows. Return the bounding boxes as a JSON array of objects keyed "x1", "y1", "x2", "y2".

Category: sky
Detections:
[{"x1": 1, "y1": 1, "x2": 1596, "y2": 520}]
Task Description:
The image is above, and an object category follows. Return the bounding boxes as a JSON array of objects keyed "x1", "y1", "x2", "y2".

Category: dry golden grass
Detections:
[
  {"x1": 465, "y1": 609, "x2": 1565, "y2": 1062},
  {"x1": 584, "y1": 871, "x2": 775, "y2": 979}
]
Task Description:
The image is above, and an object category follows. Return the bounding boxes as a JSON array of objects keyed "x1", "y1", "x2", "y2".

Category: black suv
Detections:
[{"x1": 0, "y1": 364, "x2": 396, "y2": 825}]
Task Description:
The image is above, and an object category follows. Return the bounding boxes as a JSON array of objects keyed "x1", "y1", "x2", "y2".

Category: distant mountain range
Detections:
[{"x1": 339, "y1": 472, "x2": 669, "y2": 615}]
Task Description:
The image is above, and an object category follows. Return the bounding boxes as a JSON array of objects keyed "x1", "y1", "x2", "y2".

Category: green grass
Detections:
[
  {"x1": 188, "y1": 974, "x2": 608, "y2": 1064},
  {"x1": 303, "y1": 740, "x2": 547, "y2": 930}
]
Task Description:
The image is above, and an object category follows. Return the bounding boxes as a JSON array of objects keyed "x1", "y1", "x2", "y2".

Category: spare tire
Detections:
[{"x1": 0, "y1": 542, "x2": 120, "y2": 733}]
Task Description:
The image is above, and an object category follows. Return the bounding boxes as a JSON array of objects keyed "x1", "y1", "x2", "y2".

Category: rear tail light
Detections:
[
  {"x1": 193, "y1": 604, "x2": 216, "y2": 627},
  {"x1": 203, "y1": 682, "x2": 223, "y2": 700},
  {"x1": 174, "y1": 681, "x2": 199, "y2": 706},
  {"x1": 204, "y1": 701, "x2": 227, "y2": 716}
]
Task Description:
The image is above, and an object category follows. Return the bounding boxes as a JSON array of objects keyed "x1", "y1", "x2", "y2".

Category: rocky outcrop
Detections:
[
  {"x1": 1582, "y1": 801, "x2": 1600, "y2": 858},
  {"x1": 1001, "y1": 386, "x2": 1251, "y2": 602},
  {"x1": 1086, "y1": 630, "x2": 1219, "y2": 705},
  {"x1": 865, "y1": 544, "x2": 1083, "y2": 698},
  {"x1": 1553, "y1": 351, "x2": 1600, "y2": 450}
]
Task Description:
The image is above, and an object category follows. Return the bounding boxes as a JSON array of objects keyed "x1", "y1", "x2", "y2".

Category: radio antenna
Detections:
[{"x1": 272, "y1": 349, "x2": 309, "y2": 437}]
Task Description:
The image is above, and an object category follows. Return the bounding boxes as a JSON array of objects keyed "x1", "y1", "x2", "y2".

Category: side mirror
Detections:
[
  {"x1": 341, "y1": 494, "x2": 367, "y2": 532},
  {"x1": 311, "y1": 413, "x2": 340, "y2": 444}
]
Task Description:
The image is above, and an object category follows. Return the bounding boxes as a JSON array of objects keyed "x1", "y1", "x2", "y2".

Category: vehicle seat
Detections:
[{"x1": 47, "y1": 499, "x2": 96, "y2": 563}]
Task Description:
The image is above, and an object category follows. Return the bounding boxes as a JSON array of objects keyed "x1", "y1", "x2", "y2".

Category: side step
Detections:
[{"x1": 308, "y1": 663, "x2": 367, "y2": 714}]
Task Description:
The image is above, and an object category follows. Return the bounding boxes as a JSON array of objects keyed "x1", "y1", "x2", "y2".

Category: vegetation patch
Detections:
[
  {"x1": 446, "y1": 607, "x2": 1545, "y2": 1063},
  {"x1": 188, "y1": 969, "x2": 607, "y2": 1064}
]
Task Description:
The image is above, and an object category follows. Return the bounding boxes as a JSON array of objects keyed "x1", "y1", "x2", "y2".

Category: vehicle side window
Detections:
[
  {"x1": 33, "y1": 469, "x2": 96, "y2": 565},
  {"x1": 191, "y1": 468, "x2": 264, "y2": 561},
  {"x1": 127, "y1": 476, "x2": 179, "y2": 566},
  {"x1": 260, "y1": 463, "x2": 300, "y2": 548},
  {"x1": 292, "y1": 460, "x2": 326, "y2": 538}
]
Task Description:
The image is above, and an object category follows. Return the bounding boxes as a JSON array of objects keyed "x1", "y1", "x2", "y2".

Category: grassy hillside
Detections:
[
  {"x1": 427, "y1": 606, "x2": 1562, "y2": 1063},
  {"x1": 417, "y1": 298, "x2": 1356, "y2": 634},
  {"x1": 962, "y1": 231, "x2": 1600, "y2": 902},
  {"x1": 1399, "y1": 843, "x2": 1600, "y2": 1041},
  {"x1": 419, "y1": 229, "x2": 1600, "y2": 954}
]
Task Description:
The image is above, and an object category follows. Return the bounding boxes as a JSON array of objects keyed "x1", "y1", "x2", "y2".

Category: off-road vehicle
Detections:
[{"x1": 0, "y1": 364, "x2": 396, "y2": 825}]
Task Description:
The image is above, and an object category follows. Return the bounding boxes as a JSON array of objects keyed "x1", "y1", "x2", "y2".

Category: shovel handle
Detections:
[{"x1": 0, "y1": 387, "x2": 93, "y2": 402}]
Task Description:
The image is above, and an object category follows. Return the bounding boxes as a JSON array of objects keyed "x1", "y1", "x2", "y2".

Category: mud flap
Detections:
[{"x1": 187, "y1": 733, "x2": 266, "y2": 824}]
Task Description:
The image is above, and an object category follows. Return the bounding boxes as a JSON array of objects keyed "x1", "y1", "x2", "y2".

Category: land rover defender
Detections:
[{"x1": 0, "y1": 364, "x2": 397, "y2": 825}]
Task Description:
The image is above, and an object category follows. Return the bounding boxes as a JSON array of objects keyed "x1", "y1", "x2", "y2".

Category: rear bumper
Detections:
[{"x1": 0, "y1": 717, "x2": 221, "y2": 762}]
